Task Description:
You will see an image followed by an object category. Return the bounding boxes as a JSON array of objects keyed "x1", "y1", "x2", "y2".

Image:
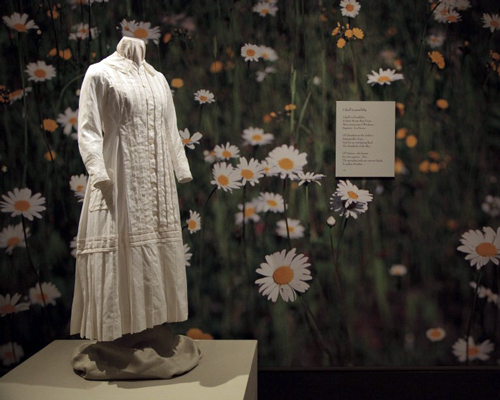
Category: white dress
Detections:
[{"x1": 70, "y1": 37, "x2": 192, "y2": 342}]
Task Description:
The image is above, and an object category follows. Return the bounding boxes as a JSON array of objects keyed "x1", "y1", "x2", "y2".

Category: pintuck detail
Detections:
[{"x1": 70, "y1": 37, "x2": 192, "y2": 342}]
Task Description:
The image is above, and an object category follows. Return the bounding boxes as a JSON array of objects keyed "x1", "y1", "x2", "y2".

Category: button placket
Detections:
[{"x1": 141, "y1": 70, "x2": 159, "y2": 226}]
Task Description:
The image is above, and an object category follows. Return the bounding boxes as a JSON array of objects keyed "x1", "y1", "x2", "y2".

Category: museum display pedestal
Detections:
[{"x1": 0, "y1": 339, "x2": 257, "y2": 400}]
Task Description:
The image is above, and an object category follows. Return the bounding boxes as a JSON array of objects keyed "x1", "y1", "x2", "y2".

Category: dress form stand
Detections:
[
  {"x1": 71, "y1": 36, "x2": 201, "y2": 380},
  {"x1": 71, "y1": 324, "x2": 201, "y2": 380}
]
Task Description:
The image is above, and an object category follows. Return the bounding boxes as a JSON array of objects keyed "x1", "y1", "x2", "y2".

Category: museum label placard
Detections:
[{"x1": 336, "y1": 101, "x2": 395, "y2": 178}]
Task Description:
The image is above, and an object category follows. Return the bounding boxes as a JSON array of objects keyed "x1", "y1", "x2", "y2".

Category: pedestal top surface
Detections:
[{"x1": 0, "y1": 339, "x2": 258, "y2": 400}]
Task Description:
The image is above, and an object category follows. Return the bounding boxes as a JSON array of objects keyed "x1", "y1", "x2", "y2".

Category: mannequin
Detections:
[{"x1": 70, "y1": 36, "x2": 201, "y2": 380}]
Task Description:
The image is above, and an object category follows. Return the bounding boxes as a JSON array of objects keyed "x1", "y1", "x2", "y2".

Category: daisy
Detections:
[
  {"x1": 29, "y1": 282, "x2": 61, "y2": 306},
  {"x1": 276, "y1": 218, "x2": 305, "y2": 239},
  {"x1": 294, "y1": 171, "x2": 326, "y2": 186},
  {"x1": 25, "y1": 61, "x2": 57, "y2": 82},
  {"x1": 242, "y1": 127, "x2": 274, "y2": 146},
  {"x1": 260, "y1": 160, "x2": 280, "y2": 177},
  {"x1": 184, "y1": 243, "x2": 192, "y2": 266},
  {"x1": 8, "y1": 87, "x2": 32, "y2": 104},
  {"x1": 367, "y1": 68, "x2": 404, "y2": 86},
  {"x1": 389, "y1": 264, "x2": 407, "y2": 276},
  {"x1": 179, "y1": 128, "x2": 202, "y2": 149},
  {"x1": 335, "y1": 180, "x2": 373, "y2": 207},
  {"x1": 1, "y1": 188, "x2": 46, "y2": 221},
  {"x1": 69, "y1": 174, "x2": 87, "y2": 202},
  {"x1": 210, "y1": 162, "x2": 242, "y2": 192},
  {"x1": 2, "y1": 12, "x2": 39, "y2": 33},
  {"x1": 194, "y1": 89, "x2": 215, "y2": 104},
  {"x1": 0, "y1": 342, "x2": 24, "y2": 366},
  {"x1": 214, "y1": 142, "x2": 240, "y2": 160},
  {"x1": 255, "y1": 248, "x2": 312, "y2": 302},
  {"x1": 330, "y1": 193, "x2": 368, "y2": 219},
  {"x1": 57, "y1": 107, "x2": 78, "y2": 135},
  {"x1": 470, "y1": 282, "x2": 499, "y2": 304},
  {"x1": 257, "y1": 192, "x2": 285, "y2": 213},
  {"x1": 121, "y1": 19, "x2": 161, "y2": 45},
  {"x1": 70, "y1": 236, "x2": 77, "y2": 258},
  {"x1": 0, "y1": 293, "x2": 30, "y2": 317},
  {"x1": 452, "y1": 337, "x2": 494, "y2": 362},
  {"x1": 433, "y1": 4, "x2": 452, "y2": 24},
  {"x1": 203, "y1": 150, "x2": 217, "y2": 163},
  {"x1": 259, "y1": 45, "x2": 279, "y2": 61},
  {"x1": 427, "y1": 33, "x2": 446, "y2": 48},
  {"x1": 457, "y1": 227, "x2": 500, "y2": 269},
  {"x1": 483, "y1": 13, "x2": 500, "y2": 33},
  {"x1": 236, "y1": 157, "x2": 265, "y2": 186},
  {"x1": 426, "y1": 327, "x2": 446, "y2": 342},
  {"x1": 267, "y1": 144, "x2": 307, "y2": 179},
  {"x1": 241, "y1": 44, "x2": 261, "y2": 62},
  {"x1": 186, "y1": 210, "x2": 201, "y2": 233},
  {"x1": 69, "y1": 23, "x2": 99, "y2": 40},
  {"x1": 327, "y1": 216, "x2": 336, "y2": 227},
  {"x1": 444, "y1": 9, "x2": 461, "y2": 24},
  {"x1": 256, "y1": 66, "x2": 277, "y2": 82},
  {"x1": 252, "y1": 2, "x2": 278, "y2": 17},
  {"x1": 482, "y1": 195, "x2": 500, "y2": 217},
  {"x1": 0, "y1": 223, "x2": 28, "y2": 255},
  {"x1": 340, "y1": 0, "x2": 361, "y2": 18},
  {"x1": 455, "y1": 0, "x2": 471, "y2": 11},
  {"x1": 235, "y1": 199, "x2": 261, "y2": 225}
]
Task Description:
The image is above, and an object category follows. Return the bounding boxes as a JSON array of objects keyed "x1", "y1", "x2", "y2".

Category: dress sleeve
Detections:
[
  {"x1": 78, "y1": 64, "x2": 112, "y2": 188},
  {"x1": 164, "y1": 78, "x2": 193, "y2": 184}
]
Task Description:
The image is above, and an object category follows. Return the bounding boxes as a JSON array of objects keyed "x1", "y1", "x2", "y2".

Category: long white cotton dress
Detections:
[{"x1": 70, "y1": 37, "x2": 192, "y2": 342}]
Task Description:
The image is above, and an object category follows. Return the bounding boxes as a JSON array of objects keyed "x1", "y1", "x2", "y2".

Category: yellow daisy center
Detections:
[
  {"x1": 447, "y1": 15, "x2": 457, "y2": 22},
  {"x1": 252, "y1": 134, "x2": 263, "y2": 141},
  {"x1": 69, "y1": 117, "x2": 77, "y2": 125},
  {"x1": 4, "y1": 351, "x2": 14, "y2": 359},
  {"x1": 13, "y1": 23, "x2": 27, "y2": 32},
  {"x1": 241, "y1": 169, "x2": 254, "y2": 179},
  {"x1": 261, "y1": 9, "x2": 269, "y2": 15},
  {"x1": 347, "y1": 190, "x2": 359, "y2": 200},
  {"x1": 222, "y1": 150, "x2": 232, "y2": 158},
  {"x1": 133, "y1": 28, "x2": 149, "y2": 39},
  {"x1": 34, "y1": 69, "x2": 47, "y2": 78},
  {"x1": 246, "y1": 49, "x2": 256, "y2": 57},
  {"x1": 468, "y1": 346, "x2": 479, "y2": 357},
  {"x1": 267, "y1": 200, "x2": 278, "y2": 207},
  {"x1": 278, "y1": 158, "x2": 294, "y2": 171},
  {"x1": 288, "y1": 225, "x2": 295, "y2": 233},
  {"x1": 273, "y1": 265, "x2": 294, "y2": 285},
  {"x1": 7, "y1": 237, "x2": 20, "y2": 247},
  {"x1": 199, "y1": 95, "x2": 208, "y2": 102},
  {"x1": 14, "y1": 200, "x2": 31, "y2": 212},
  {"x1": 476, "y1": 242, "x2": 497, "y2": 257},
  {"x1": 244, "y1": 207, "x2": 255, "y2": 218},
  {"x1": 36, "y1": 293, "x2": 49, "y2": 301},
  {"x1": 188, "y1": 220, "x2": 197, "y2": 230},
  {"x1": 491, "y1": 21, "x2": 499, "y2": 28},
  {"x1": 76, "y1": 185, "x2": 84, "y2": 192},
  {"x1": 378, "y1": 76, "x2": 391, "y2": 83},
  {"x1": 182, "y1": 138, "x2": 191, "y2": 144},
  {"x1": 0, "y1": 304, "x2": 16, "y2": 314},
  {"x1": 346, "y1": 4, "x2": 354, "y2": 11},
  {"x1": 429, "y1": 329, "x2": 442, "y2": 339},
  {"x1": 43, "y1": 119, "x2": 58, "y2": 132},
  {"x1": 217, "y1": 175, "x2": 229, "y2": 186}
]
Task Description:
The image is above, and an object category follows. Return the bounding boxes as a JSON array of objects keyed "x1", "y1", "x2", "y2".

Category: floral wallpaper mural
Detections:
[{"x1": 1, "y1": 0, "x2": 499, "y2": 369}]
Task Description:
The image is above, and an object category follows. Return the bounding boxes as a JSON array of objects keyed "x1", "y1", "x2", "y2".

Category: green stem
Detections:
[
  {"x1": 465, "y1": 269, "x2": 483, "y2": 366},
  {"x1": 300, "y1": 296, "x2": 335, "y2": 364},
  {"x1": 282, "y1": 178, "x2": 292, "y2": 250}
]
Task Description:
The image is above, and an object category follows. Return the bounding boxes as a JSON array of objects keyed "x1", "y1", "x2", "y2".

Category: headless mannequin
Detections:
[{"x1": 71, "y1": 36, "x2": 201, "y2": 380}]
